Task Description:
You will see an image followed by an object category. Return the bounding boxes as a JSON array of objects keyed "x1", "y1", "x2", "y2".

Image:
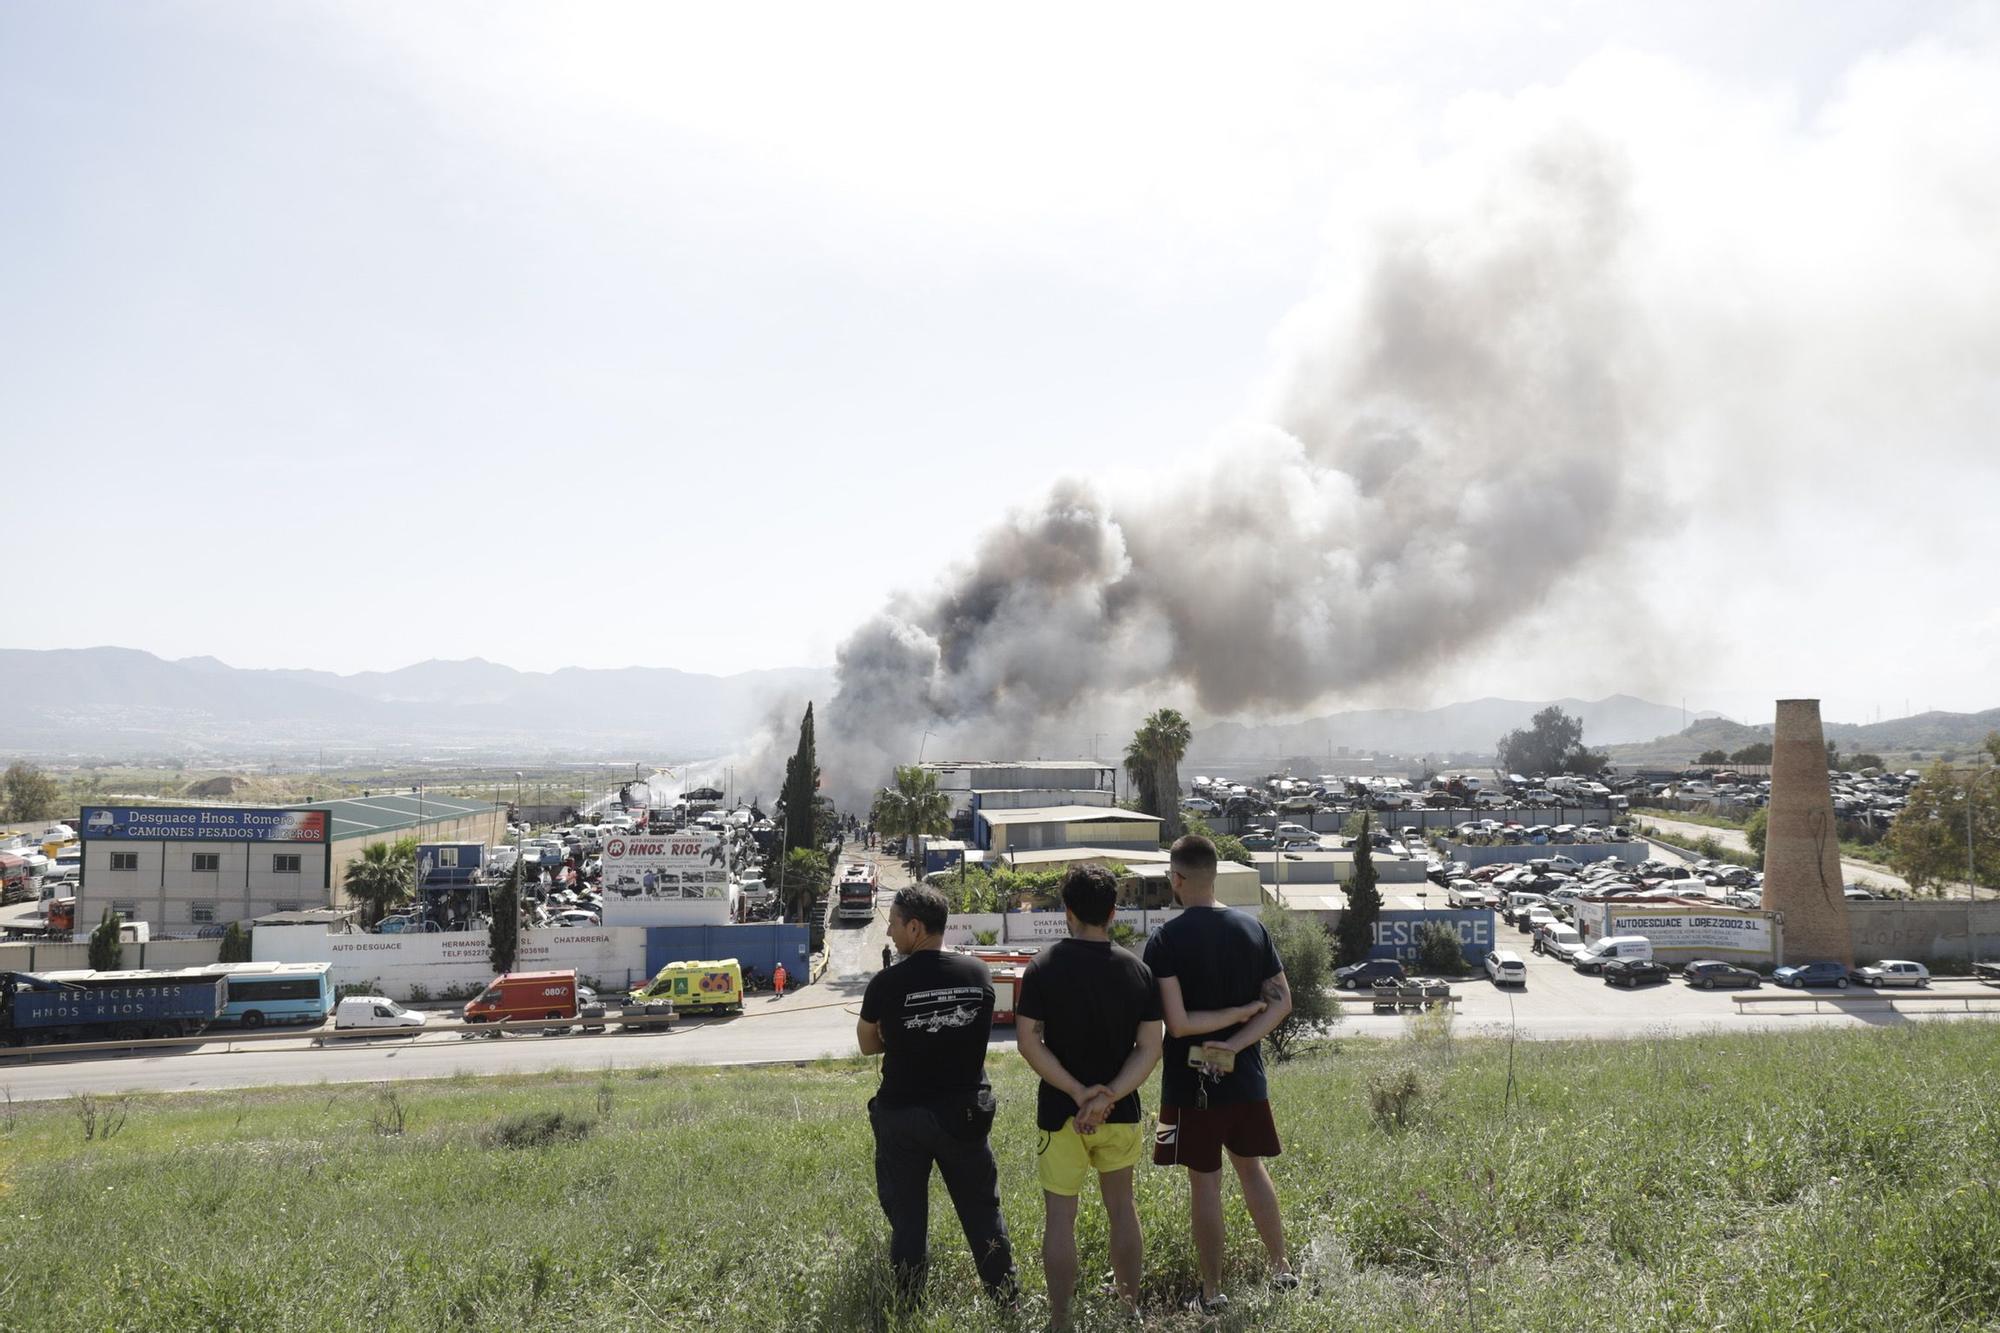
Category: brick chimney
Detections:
[{"x1": 1762, "y1": 699, "x2": 1852, "y2": 965}]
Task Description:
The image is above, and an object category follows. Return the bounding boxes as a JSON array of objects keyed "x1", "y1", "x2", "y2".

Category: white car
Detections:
[
  {"x1": 1485, "y1": 950, "x2": 1527, "y2": 986},
  {"x1": 554, "y1": 908, "x2": 602, "y2": 928},
  {"x1": 1854, "y1": 959, "x2": 1929, "y2": 988}
]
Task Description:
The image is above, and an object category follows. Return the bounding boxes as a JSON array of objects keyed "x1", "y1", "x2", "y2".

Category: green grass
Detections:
[{"x1": 4, "y1": 1025, "x2": 2000, "y2": 1330}]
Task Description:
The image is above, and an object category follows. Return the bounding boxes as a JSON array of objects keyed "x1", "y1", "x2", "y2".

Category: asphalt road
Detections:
[
  {"x1": 6, "y1": 850, "x2": 1997, "y2": 1103},
  {"x1": 1636, "y1": 814, "x2": 1910, "y2": 892}
]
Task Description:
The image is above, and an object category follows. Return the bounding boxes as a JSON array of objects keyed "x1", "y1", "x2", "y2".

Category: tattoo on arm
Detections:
[
  {"x1": 1025, "y1": 1019, "x2": 1042, "y2": 1036},
  {"x1": 1261, "y1": 977, "x2": 1285, "y2": 1003}
]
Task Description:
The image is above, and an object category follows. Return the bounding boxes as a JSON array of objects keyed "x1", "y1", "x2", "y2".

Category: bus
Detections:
[
  {"x1": 202, "y1": 962, "x2": 336, "y2": 1028},
  {"x1": 836, "y1": 862, "x2": 879, "y2": 922}
]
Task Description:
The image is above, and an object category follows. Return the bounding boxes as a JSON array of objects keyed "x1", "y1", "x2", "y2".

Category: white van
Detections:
[
  {"x1": 333, "y1": 996, "x2": 429, "y2": 1031},
  {"x1": 1572, "y1": 935, "x2": 1653, "y2": 974}
]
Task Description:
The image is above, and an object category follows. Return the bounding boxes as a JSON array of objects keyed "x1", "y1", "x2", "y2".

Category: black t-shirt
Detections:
[
  {"x1": 1143, "y1": 905, "x2": 1284, "y2": 1108},
  {"x1": 860, "y1": 949, "x2": 995, "y2": 1107},
  {"x1": 1013, "y1": 938, "x2": 1162, "y2": 1132}
]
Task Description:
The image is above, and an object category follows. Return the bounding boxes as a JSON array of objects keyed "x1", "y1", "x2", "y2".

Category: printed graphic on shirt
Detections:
[{"x1": 898, "y1": 984, "x2": 985, "y2": 1033}]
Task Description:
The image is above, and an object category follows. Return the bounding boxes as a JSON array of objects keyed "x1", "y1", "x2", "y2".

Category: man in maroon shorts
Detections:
[{"x1": 1144, "y1": 834, "x2": 1298, "y2": 1314}]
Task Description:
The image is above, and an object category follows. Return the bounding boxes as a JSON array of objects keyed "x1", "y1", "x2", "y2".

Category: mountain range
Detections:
[
  {"x1": 1187, "y1": 695, "x2": 1716, "y2": 761},
  {"x1": 3, "y1": 648, "x2": 1992, "y2": 766},
  {"x1": 0, "y1": 647, "x2": 831, "y2": 758}
]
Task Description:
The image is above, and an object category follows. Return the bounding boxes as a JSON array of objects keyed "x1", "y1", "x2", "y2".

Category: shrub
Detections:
[
  {"x1": 1367, "y1": 1063, "x2": 1428, "y2": 1133},
  {"x1": 484, "y1": 1109, "x2": 594, "y2": 1150},
  {"x1": 87, "y1": 910, "x2": 123, "y2": 972},
  {"x1": 407, "y1": 983, "x2": 431, "y2": 1003},
  {"x1": 218, "y1": 922, "x2": 252, "y2": 963},
  {"x1": 1261, "y1": 907, "x2": 1340, "y2": 1061},
  {"x1": 1415, "y1": 920, "x2": 1468, "y2": 975}
]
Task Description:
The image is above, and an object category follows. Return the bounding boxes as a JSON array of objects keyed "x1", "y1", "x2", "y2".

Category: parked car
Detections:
[
  {"x1": 554, "y1": 908, "x2": 602, "y2": 928},
  {"x1": 1683, "y1": 959, "x2": 1762, "y2": 990},
  {"x1": 1603, "y1": 957, "x2": 1671, "y2": 987},
  {"x1": 1772, "y1": 961, "x2": 1851, "y2": 989},
  {"x1": 1484, "y1": 950, "x2": 1527, "y2": 986},
  {"x1": 1335, "y1": 958, "x2": 1407, "y2": 989},
  {"x1": 1854, "y1": 960, "x2": 1929, "y2": 988},
  {"x1": 376, "y1": 915, "x2": 440, "y2": 934},
  {"x1": 1181, "y1": 797, "x2": 1219, "y2": 814}
]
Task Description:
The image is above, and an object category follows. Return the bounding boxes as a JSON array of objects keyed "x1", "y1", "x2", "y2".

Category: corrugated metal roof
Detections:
[
  {"x1": 976, "y1": 806, "x2": 1161, "y2": 826},
  {"x1": 289, "y1": 793, "x2": 501, "y2": 841}
]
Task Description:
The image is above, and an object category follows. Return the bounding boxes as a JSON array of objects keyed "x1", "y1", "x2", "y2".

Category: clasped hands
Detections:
[{"x1": 1071, "y1": 1083, "x2": 1117, "y2": 1134}]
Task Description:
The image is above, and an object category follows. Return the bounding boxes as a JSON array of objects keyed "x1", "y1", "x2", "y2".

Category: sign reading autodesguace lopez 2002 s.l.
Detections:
[{"x1": 81, "y1": 806, "x2": 329, "y2": 843}]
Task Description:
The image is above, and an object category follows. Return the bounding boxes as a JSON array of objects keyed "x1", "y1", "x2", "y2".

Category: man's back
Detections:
[
  {"x1": 1144, "y1": 906, "x2": 1282, "y2": 1107},
  {"x1": 861, "y1": 949, "x2": 995, "y2": 1106},
  {"x1": 1015, "y1": 938, "x2": 1159, "y2": 1131}
]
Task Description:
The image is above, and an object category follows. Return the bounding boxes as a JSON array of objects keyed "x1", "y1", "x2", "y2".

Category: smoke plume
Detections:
[{"x1": 822, "y1": 126, "x2": 1655, "y2": 797}]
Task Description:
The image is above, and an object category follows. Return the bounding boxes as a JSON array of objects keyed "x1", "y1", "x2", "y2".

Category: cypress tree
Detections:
[
  {"x1": 1336, "y1": 813, "x2": 1383, "y2": 966},
  {"x1": 489, "y1": 862, "x2": 521, "y2": 974},
  {"x1": 781, "y1": 703, "x2": 820, "y2": 856}
]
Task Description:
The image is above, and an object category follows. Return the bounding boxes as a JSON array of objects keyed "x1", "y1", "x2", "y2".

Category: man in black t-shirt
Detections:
[
  {"x1": 1143, "y1": 834, "x2": 1298, "y2": 1314},
  {"x1": 1015, "y1": 864, "x2": 1164, "y2": 1327},
  {"x1": 858, "y1": 885, "x2": 1017, "y2": 1309}
]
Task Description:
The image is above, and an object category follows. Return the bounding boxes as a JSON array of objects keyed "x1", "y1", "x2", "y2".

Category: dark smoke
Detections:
[{"x1": 821, "y1": 130, "x2": 1659, "y2": 803}]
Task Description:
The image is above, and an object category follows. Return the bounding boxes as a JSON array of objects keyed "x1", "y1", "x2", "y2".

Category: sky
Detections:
[{"x1": 2, "y1": 1, "x2": 1995, "y2": 729}]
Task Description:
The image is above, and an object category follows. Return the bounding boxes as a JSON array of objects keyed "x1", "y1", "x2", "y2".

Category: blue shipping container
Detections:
[
  {"x1": 644, "y1": 924, "x2": 810, "y2": 980},
  {"x1": 417, "y1": 843, "x2": 485, "y2": 886}
]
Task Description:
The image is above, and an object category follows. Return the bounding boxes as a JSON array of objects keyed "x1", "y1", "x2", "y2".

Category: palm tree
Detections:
[
  {"x1": 343, "y1": 837, "x2": 417, "y2": 927},
  {"x1": 871, "y1": 766, "x2": 952, "y2": 866},
  {"x1": 1126, "y1": 708, "x2": 1193, "y2": 843}
]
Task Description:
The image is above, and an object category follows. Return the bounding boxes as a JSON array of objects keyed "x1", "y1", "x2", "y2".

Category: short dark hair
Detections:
[
  {"x1": 1059, "y1": 864, "x2": 1118, "y2": 927},
  {"x1": 1169, "y1": 834, "x2": 1218, "y2": 877},
  {"x1": 891, "y1": 885, "x2": 948, "y2": 935}
]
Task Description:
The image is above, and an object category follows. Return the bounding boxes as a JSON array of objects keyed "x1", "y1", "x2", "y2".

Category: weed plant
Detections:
[{"x1": 0, "y1": 1024, "x2": 1996, "y2": 1330}]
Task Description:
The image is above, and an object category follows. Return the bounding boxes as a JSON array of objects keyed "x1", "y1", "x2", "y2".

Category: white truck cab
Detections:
[{"x1": 1573, "y1": 935, "x2": 1653, "y2": 974}]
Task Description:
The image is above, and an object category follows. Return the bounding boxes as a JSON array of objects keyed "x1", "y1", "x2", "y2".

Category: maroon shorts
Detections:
[{"x1": 1152, "y1": 1100, "x2": 1282, "y2": 1173}]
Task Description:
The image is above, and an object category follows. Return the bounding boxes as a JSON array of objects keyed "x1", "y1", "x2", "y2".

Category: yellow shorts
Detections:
[{"x1": 1035, "y1": 1118, "x2": 1144, "y2": 1197}]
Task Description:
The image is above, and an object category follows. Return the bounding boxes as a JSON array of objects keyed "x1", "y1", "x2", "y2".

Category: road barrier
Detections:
[
  {"x1": 0, "y1": 1012, "x2": 680, "y2": 1062},
  {"x1": 1733, "y1": 991, "x2": 2000, "y2": 1015}
]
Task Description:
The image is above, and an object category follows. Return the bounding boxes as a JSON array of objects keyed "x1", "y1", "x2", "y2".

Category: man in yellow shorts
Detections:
[{"x1": 1015, "y1": 865, "x2": 1165, "y2": 1328}]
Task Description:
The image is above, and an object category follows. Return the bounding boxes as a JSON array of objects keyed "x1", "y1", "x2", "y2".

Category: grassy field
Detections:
[{"x1": 3, "y1": 1023, "x2": 1999, "y2": 1331}]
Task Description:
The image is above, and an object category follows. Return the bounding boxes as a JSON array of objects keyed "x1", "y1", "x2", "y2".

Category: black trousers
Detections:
[{"x1": 868, "y1": 1097, "x2": 1017, "y2": 1301}]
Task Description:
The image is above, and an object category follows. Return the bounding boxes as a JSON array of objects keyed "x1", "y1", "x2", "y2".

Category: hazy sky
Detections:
[{"x1": 3, "y1": 2, "x2": 1995, "y2": 727}]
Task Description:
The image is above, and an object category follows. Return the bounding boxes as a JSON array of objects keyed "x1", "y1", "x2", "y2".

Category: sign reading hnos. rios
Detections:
[{"x1": 82, "y1": 806, "x2": 329, "y2": 843}]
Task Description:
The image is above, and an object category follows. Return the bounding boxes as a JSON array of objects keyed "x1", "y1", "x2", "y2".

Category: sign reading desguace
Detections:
[
  {"x1": 81, "y1": 806, "x2": 328, "y2": 843},
  {"x1": 600, "y1": 832, "x2": 731, "y2": 901},
  {"x1": 1368, "y1": 909, "x2": 1495, "y2": 967}
]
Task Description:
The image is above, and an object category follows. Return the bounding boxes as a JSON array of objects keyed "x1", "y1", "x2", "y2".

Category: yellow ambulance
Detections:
[{"x1": 628, "y1": 959, "x2": 743, "y2": 1013}]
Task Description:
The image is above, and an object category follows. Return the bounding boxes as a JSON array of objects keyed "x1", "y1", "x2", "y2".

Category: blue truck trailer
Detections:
[{"x1": 0, "y1": 970, "x2": 227, "y2": 1046}]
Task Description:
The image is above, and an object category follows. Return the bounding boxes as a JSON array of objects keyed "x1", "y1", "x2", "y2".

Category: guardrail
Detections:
[
  {"x1": 1733, "y1": 991, "x2": 2000, "y2": 1015},
  {"x1": 0, "y1": 1011, "x2": 680, "y2": 1062}
]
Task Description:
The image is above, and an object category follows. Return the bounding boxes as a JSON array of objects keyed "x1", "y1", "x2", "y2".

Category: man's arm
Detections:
[
  {"x1": 856, "y1": 1017, "x2": 885, "y2": 1056},
  {"x1": 1208, "y1": 971, "x2": 1292, "y2": 1055},
  {"x1": 1016, "y1": 1016, "x2": 1106, "y2": 1108},
  {"x1": 1156, "y1": 975, "x2": 1266, "y2": 1038},
  {"x1": 1076, "y1": 1019, "x2": 1165, "y2": 1131}
]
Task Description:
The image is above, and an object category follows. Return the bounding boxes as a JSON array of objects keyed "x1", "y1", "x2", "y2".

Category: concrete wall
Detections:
[
  {"x1": 1251, "y1": 851, "x2": 1429, "y2": 886},
  {"x1": 1215, "y1": 806, "x2": 1615, "y2": 835},
  {"x1": 1440, "y1": 841, "x2": 1647, "y2": 868},
  {"x1": 252, "y1": 923, "x2": 649, "y2": 1000},
  {"x1": 1847, "y1": 900, "x2": 2000, "y2": 968},
  {"x1": 0, "y1": 937, "x2": 222, "y2": 974}
]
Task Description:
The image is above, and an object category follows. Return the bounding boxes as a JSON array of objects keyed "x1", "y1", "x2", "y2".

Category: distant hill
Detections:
[
  {"x1": 0, "y1": 647, "x2": 831, "y2": 759},
  {"x1": 1606, "y1": 709, "x2": 2000, "y2": 767},
  {"x1": 1190, "y1": 695, "x2": 1712, "y2": 761}
]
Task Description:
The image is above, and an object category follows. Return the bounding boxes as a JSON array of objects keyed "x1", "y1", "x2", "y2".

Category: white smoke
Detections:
[{"x1": 810, "y1": 38, "x2": 2000, "y2": 805}]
